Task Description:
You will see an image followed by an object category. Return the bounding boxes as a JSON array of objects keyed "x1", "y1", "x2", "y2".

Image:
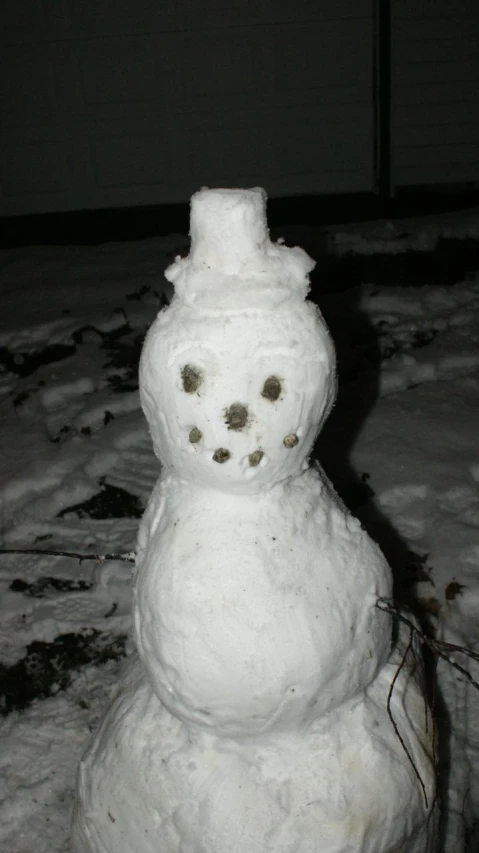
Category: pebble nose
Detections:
[{"x1": 225, "y1": 403, "x2": 248, "y2": 431}]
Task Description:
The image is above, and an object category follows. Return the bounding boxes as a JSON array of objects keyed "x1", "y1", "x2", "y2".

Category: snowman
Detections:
[{"x1": 72, "y1": 188, "x2": 437, "y2": 853}]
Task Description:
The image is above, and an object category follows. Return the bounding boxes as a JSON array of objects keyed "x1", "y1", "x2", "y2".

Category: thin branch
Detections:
[
  {"x1": 410, "y1": 631, "x2": 430, "y2": 736},
  {"x1": 387, "y1": 629, "x2": 428, "y2": 808},
  {"x1": 376, "y1": 598, "x2": 479, "y2": 690},
  {"x1": 0, "y1": 547, "x2": 135, "y2": 564},
  {"x1": 378, "y1": 595, "x2": 479, "y2": 808}
]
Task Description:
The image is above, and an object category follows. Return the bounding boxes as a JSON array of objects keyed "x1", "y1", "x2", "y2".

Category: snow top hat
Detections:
[{"x1": 165, "y1": 187, "x2": 315, "y2": 311}]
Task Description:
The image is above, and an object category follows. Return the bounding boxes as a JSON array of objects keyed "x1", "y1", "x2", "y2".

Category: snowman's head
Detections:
[{"x1": 139, "y1": 188, "x2": 337, "y2": 494}]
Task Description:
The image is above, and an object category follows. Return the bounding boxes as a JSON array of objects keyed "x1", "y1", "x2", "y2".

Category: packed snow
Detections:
[
  {"x1": 0, "y1": 207, "x2": 478, "y2": 852},
  {"x1": 73, "y1": 188, "x2": 436, "y2": 852}
]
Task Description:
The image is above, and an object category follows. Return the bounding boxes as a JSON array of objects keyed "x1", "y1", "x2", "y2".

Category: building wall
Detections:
[
  {"x1": 0, "y1": 0, "x2": 375, "y2": 216},
  {"x1": 392, "y1": 0, "x2": 479, "y2": 187}
]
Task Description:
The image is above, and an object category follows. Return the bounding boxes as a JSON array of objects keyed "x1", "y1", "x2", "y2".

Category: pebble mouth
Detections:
[
  {"x1": 248, "y1": 450, "x2": 264, "y2": 467},
  {"x1": 188, "y1": 427, "x2": 202, "y2": 444}
]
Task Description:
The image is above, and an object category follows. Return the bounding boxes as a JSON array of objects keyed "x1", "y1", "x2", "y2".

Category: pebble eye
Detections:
[
  {"x1": 213, "y1": 448, "x2": 231, "y2": 463},
  {"x1": 189, "y1": 427, "x2": 202, "y2": 444},
  {"x1": 182, "y1": 365, "x2": 202, "y2": 393},
  {"x1": 262, "y1": 376, "x2": 282, "y2": 401},
  {"x1": 283, "y1": 433, "x2": 299, "y2": 448}
]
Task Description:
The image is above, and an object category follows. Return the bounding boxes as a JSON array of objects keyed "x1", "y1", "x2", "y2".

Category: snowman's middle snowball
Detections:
[{"x1": 134, "y1": 469, "x2": 391, "y2": 736}]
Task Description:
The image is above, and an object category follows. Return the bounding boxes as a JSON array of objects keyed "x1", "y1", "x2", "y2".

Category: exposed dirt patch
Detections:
[
  {"x1": 10, "y1": 577, "x2": 94, "y2": 597},
  {"x1": 57, "y1": 479, "x2": 144, "y2": 520},
  {"x1": 0, "y1": 630, "x2": 126, "y2": 715},
  {"x1": 0, "y1": 343, "x2": 77, "y2": 379}
]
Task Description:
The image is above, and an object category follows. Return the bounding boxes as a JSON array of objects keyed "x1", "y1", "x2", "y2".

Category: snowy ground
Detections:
[{"x1": 0, "y1": 214, "x2": 478, "y2": 852}]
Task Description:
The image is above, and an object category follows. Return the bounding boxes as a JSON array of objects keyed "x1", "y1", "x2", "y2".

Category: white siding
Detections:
[
  {"x1": 0, "y1": 0, "x2": 375, "y2": 216},
  {"x1": 392, "y1": 0, "x2": 479, "y2": 187}
]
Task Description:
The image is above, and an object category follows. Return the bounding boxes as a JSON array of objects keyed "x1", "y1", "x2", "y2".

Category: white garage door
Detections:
[{"x1": 0, "y1": 0, "x2": 375, "y2": 216}]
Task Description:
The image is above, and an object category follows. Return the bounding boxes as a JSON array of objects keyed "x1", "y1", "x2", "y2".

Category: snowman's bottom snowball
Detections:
[{"x1": 72, "y1": 643, "x2": 437, "y2": 853}]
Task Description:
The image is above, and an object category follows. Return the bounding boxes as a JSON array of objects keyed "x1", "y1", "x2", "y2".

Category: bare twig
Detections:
[
  {"x1": 376, "y1": 598, "x2": 479, "y2": 690},
  {"x1": 386, "y1": 629, "x2": 429, "y2": 808},
  {"x1": 0, "y1": 547, "x2": 135, "y2": 564},
  {"x1": 377, "y1": 595, "x2": 479, "y2": 809}
]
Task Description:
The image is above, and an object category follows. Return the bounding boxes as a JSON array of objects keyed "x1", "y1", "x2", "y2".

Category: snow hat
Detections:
[{"x1": 164, "y1": 187, "x2": 315, "y2": 311}]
